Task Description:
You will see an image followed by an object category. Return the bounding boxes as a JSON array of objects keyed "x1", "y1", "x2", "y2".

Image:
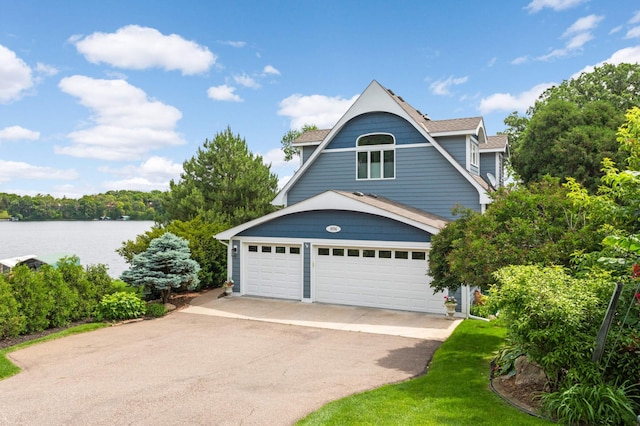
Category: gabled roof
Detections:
[
  {"x1": 482, "y1": 135, "x2": 509, "y2": 154},
  {"x1": 293, "y1": 129, "x2": 330, "y2": 146},
  {"x1": 273, "y1": 80, "x2": 492, "y2": 206},
  {"x1": 216, "y1": 190, "x2": 449, "y2": 240},
  {"x1": 425, "y1": 117, "x2": 485, "y2": 136}
]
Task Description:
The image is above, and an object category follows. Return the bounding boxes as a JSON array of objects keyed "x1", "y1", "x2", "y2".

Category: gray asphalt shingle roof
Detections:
[{"x1": 333, "y1": 190, "x2": 450, "y2": 230}]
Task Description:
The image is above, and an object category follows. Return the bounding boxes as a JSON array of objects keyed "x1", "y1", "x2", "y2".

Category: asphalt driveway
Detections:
[{"x1": 0, "y1": 294, "x2": 458, "y2": 425}]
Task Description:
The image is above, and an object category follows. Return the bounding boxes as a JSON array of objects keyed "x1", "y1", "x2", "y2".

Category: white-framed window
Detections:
[
  {"x1": 469, "y1": 139, "x2": 479, "y2": 168},
  {"x1": 356, "y1": 133, "x2": 395, "y2": 180}
]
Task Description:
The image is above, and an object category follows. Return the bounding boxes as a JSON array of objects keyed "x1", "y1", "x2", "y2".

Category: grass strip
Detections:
[
  {"x1": 298, "y1": 320, "x2": 553, "y2": 425},
  {"x1": 0, "y1": 323, "x2": 108, "y2": 381}
]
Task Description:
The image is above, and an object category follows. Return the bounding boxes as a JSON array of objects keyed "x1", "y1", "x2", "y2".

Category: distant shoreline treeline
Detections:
[{"x1": 0, "y1": 190, "x2": 167, "y2": 221}]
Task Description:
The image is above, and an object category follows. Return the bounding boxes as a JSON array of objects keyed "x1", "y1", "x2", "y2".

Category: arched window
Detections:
[{"x1": 356, "y1": 133, "x2": 395, "y2": 179}]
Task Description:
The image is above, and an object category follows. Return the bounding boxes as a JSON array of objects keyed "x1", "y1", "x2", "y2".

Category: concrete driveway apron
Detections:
[{"x1": 0, "y1": 292, "x2": 461, "y2": 426}]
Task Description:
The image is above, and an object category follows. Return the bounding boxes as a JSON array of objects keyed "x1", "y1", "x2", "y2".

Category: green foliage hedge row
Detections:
[{"x1": 0, "y1": 257, "x2": 137, "y2": 339}]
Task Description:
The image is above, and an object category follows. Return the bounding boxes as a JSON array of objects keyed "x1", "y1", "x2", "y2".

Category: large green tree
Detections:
[
  {"x1": 167, "y1": 127, "x2": 279, "y2": 226},
  {"x1": 505, "y1": 63, "x2": 640, "y2": 192},
  {"x1": 120, "y1": 232, "x2": 200, "y2": 303},
  {"x1": 429, "y1": 178, "x2": 603, "y2": 292}
]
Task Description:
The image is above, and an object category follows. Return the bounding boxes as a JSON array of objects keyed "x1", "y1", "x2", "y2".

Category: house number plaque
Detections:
[{"x1": 326, "y1": 225, "x2": 341, "y2": 233}]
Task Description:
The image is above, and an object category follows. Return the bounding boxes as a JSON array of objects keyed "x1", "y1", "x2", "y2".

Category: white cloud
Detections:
[
  {"x1": 0, "y1": 125, "x2": 40, "y2": 141},
  {"x1": 263, "y1": 65, "x2": 281, "y2": 75},
  {"x1": 429, "y1": 75, "x2": 469, "y2": 96},
  {"x1": 101, "y1": 156, "x2": 183, "y2": 191},
  {"x1": 233, "y1": 73, "x2": 260, "y2": 89},
  {"x1": 219, "y1": 40, "x2": 247, "y2": 48},
  {"x1": 571, "y1": 45, "x2": 640, "y2": 78},
  {"x1": 610, "y1": 25, "x2": 623, "y2": 35},
  {"x1": 57, "y1": 75, "x2": 184, "y2": 160},
  {"x1": 538, "y1": 15, "x2": 603, "y2": 61},
  {"x1": 563, "y1": 14, "x2": 604, "y2": 36},
  {"x1": 277, "y1": 175, "x2": 292, "y2": 190},
  {"x1": 0, "y1": 44, "x2": 33, "y2": 103},
  {"x1": 630, "y1": 11, "x2": 640, "y2": 24},
  {"x1": 478, "y1": 82, "x2": 554, "y2": 114},
  {"x1": 207, "y1": 84, "x2": 243, "y2": 102},
  {"x1": 35, "y1": 62, "x2": 58, "y2": 76},
  {"x1": 260, "y1": 148, "x2": 299, "y2": 169},
  {"x1": 525, "y1": 0, "x2": 587, "y2": 13},
  {"x1": 72, "y1": 25, "x2": 216, "y2": 75},
  {"x1": 626, "y1": 27, "x2": 640, "y2": 39},
  {"x1": 278, "y1": 93, "x2": 359, "y2": 129},
  {"x1": 511, "y1": 55, "x2": 530, "y2": 65},
  {"x1": 0, "y1": 160, "x2": 77, "y2": 184},
  {"x1": 103, "y1": 177, "x2": 165, "y2": 192}
]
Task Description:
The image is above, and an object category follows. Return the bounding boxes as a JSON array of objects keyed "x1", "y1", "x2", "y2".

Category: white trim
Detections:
[
  {"x1": 232, "y1": 235, "x2": 431, "y2": 249},
  {"x1": 216, "y1": 190, "x2": 444, "y2": 240},
  {"x1": 273, "y1": 80, "x2": 491, "y2": 206},
  {"x1": 480, "y1": 147, "x2": 507, "y2": 153},
  {"x1": 469, "y1": 136, "x2": 479, "y2": 169},
  {"x1": 294, "y1": 141, "x2": 322, "y2": 147},
  {"x1": 320, "y1": 142, "x2": 433, "y2": 154}
]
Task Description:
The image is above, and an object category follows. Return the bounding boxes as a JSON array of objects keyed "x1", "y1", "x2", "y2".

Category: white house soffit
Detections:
[{"x1": 218, "y1": 190, "x2": 443, "y2": 240}]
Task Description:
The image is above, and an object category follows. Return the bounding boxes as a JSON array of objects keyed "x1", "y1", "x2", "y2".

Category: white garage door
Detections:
[
  {"x1": 244, "y1": 243, "x2": 302, "y2": 299},
  {"x1": 314, "y1": 246, "x2": 445, "y2": 313}
]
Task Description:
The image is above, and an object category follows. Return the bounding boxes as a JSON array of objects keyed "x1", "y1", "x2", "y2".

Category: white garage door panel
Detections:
[
  {"x1": 315, "y1": 247, "x2": 445, "y2": 313},
  {"x1": 245, "y1": 244, "x2": 301, "y2": 299}
]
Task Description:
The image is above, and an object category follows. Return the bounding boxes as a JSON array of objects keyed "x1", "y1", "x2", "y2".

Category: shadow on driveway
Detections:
[{"x1": 0, "y1": 293, "x2": 458, "y2": 425}]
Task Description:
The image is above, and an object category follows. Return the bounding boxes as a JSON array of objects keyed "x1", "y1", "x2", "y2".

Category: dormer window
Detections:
[
  {"x1": 470, "y1": 139, "x2": 479, "y2": 168},
  {"x1": 356, "y1": 133, "x2": 395, "y2": 179}
]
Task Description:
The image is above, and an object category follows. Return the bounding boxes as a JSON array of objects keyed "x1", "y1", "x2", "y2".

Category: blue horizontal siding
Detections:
[
  {"x1": 238, "y1": 210, "x2": 432, "y2": 242},
  {"x1": 288, "y1": 146, "x2": 480, "y2": 219},
  {"x1": 327, "y1": 112, "x2": 426, "y2": 149},
  {"x1": 286, "y1": 112, "x2": 482, "y2": 220},
  {"x1": 480, "y1": 152, "x2": 496, "y2": 184},
  {"x1": 436, "y1": 135, "x2": 467, "y2": 166}
]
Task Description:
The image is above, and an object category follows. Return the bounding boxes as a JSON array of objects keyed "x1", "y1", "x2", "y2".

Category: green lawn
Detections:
[
  {"x1": 0, "y1": 323, "x2": 108, "y2": 380},
  {"x1": 298, "y1": 320, "x2": 553, "y2": 425}
]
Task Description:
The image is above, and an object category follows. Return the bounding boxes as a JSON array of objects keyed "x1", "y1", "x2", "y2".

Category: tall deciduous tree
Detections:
[
  {"x1": 120, "y1": 232, "x2": 200, "y2": 304},
  {"x1": 167, "y1": 127, "x2": 279, "y2": 226},
  {"x1": 429, "y1": 178, "x2": 602, "y2": 292},
  {"x1": 505, "y1": 63, "x2": 640, "y2": 192},
  {"x1": 280, "y1": 124, "x2": 318, "y2": 161}
]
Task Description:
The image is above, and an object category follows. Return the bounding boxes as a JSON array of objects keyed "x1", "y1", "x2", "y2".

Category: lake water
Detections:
[{"x1": 0, "y1": 221, "x2": 155, "y2": 278}]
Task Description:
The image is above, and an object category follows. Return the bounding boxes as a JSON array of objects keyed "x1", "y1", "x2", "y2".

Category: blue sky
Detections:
[{"x1": 1, "y1": 0, "x2": 639, "y2": 198}]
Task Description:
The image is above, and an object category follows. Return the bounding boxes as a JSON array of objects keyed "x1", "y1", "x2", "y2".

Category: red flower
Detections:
[{"x1": 632, "y1": 264, "x2": 640, "y2": 278}]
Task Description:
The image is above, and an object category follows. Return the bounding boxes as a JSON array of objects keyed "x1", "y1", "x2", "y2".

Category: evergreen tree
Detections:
[
  {"x1": 120, "y1": 232, "x2": 200, "y2": 303},
  {"x1": 167, "y1": 127, "x2": 278, "y2": 226}
]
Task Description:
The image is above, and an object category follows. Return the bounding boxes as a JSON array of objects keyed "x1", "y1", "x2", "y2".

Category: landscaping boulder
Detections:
[{"x1": 514, "y1": 356, "x2": 547, "y2": 389}]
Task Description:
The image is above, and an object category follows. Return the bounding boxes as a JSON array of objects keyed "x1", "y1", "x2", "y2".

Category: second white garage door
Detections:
[
  {"x1": 314, "y1": 246, "x2": 445, "y2": 313},
  {"x1": 244, "y1": 243, "x2": 302, "y2": 299}
]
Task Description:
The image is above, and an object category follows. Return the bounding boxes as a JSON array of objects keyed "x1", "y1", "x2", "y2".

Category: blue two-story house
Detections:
[{"x1": 215, "y1": 80, "x2": 508, "y2": 315}]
